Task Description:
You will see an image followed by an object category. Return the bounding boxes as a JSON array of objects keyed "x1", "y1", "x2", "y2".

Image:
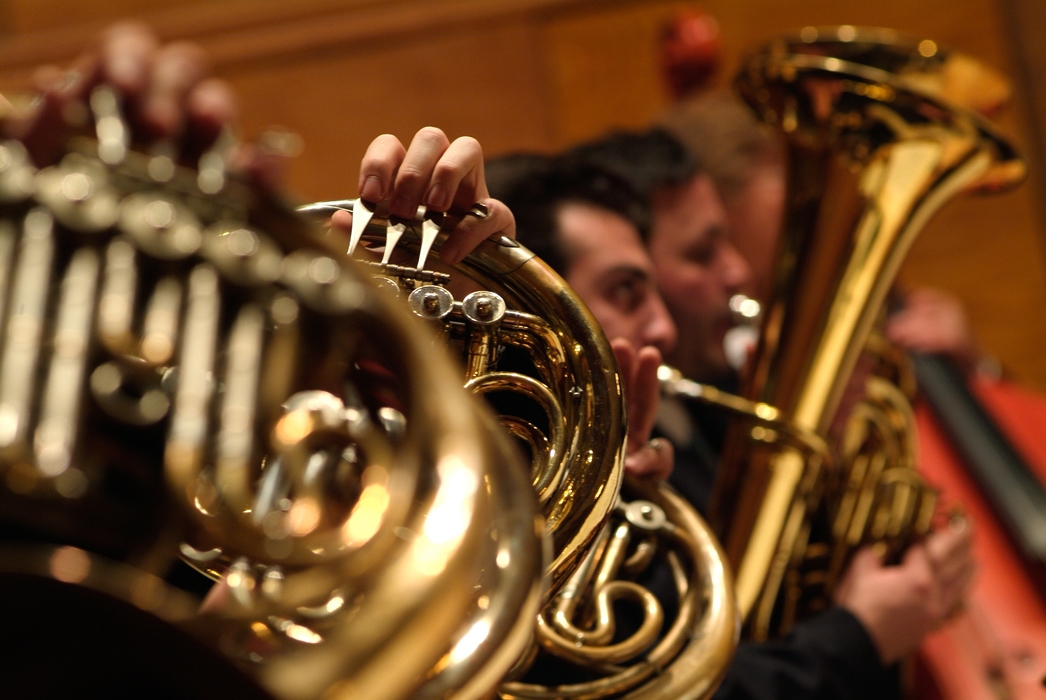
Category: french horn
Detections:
[
  {"x1": 0, "y1": 84, "x2": 545, "y2": 699},
  {"x1": 699, "y1": 27, "x2": 1025, "y2": 639},
  {"x1": 300, "y1": 197, "x2": 738, "y2": 699}
]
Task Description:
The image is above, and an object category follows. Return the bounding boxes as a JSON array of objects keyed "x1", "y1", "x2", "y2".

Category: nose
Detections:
[
  {"x1": 643, "y1": 293, "x2": 678, "y2": 355},
  {"x1": 719, "y1": 241, "x2": 753, "y2": 294}
]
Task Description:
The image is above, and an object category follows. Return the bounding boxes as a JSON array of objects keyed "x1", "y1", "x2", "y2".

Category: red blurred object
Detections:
[
  {"x1": 913, "y1": 375, "x2": 1046, "y2": 699},
  {"x1": 660, "y1": 8, "x2": 721, "y2": 101}
]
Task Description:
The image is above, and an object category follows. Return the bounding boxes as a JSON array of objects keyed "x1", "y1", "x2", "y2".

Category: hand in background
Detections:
[
  {"x1": 886, "y1": 287, "x2": 980, "y2": 374},
  {"x1": 834, "y1": 517, "x2": 975, "y2": 665},
  {"x1": 612, "y1": 338, "x2": 674, "y2": 480},
  {"x1": 7, "y1": 22, "x2": 237, "y2": 166},
  {"x1": 331, "y1": 127, "x2": 515, "y2": 265}
]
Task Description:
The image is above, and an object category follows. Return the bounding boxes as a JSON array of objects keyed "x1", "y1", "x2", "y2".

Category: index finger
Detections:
[
  {"x1": 358, "y1": 133, "x2": 407, "y2": 203},
  {"x1": 628, "y1": 346, "x2": 664, "y2": 446}
]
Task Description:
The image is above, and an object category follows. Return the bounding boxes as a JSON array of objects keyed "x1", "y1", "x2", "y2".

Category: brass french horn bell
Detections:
[
  {"x1": 0, "y1": 84, "x2": 545, "y2": 700},
  {"x1": 299, "y1": 196, "x2": 738, "y2": 699}
]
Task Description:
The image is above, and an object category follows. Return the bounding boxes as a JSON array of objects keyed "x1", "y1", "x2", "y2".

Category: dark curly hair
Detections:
[{"x1": 485, "y1": 152, "x2": 652, "y2": 276}]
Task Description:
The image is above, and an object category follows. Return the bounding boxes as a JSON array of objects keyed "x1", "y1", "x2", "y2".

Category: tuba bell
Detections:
[{"x1": 701, "y1": 27, "x2": 1025, "y2": 639}]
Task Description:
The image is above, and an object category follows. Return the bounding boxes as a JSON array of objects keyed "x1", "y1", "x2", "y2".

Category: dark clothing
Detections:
[
  {"x1": 659, "y1": 391, "x2": 903, "y2": 700},
  {"x1": 718, "y1": 610, "x2": 901, "y2": 700}
]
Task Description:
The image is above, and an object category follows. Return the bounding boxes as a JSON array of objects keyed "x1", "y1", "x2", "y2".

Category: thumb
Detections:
[{"x1": 849, "y1": 547, "x2": 885, "y2": 576}]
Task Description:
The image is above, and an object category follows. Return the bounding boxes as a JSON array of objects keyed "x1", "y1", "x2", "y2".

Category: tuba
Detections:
[
  {"x1": 702, "y1": 27, "x2": 1025, "y2": 639},
  {"x1": 300, "y1": 197, "x2": 738, "y2": 699}
]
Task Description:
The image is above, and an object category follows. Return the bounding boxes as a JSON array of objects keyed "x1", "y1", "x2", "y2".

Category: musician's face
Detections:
[
  {"x1": 725, "y1": 156, "x2": 786, "y2": 305},
  {"x1": 558, "y1": 202, "x2": 677, "y2": 354},
  {"x1": 648, "y1": 174, "x2": 751, "y2": 381}
]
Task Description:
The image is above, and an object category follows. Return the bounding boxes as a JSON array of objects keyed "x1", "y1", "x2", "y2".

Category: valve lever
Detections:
[
  {"x1": 349, "y1": 198, "x2": 374, "y2": 255},
  {"x1": 417, "y1": 218, "x2": 440, "y2": 270},
  {"x1": 382, "y1": 221, "x2": 407, "y2": 265}
]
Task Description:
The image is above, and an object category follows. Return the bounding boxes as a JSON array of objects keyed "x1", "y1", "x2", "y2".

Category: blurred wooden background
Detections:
[{"x1": 0, "y1": 0, "x2": 1043, "y2": 389}]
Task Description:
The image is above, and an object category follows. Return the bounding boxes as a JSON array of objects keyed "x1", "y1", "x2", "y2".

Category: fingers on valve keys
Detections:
[
  {"x1": 350, "y1": 128, "x2": 515, "y2": 267},
  {"x1": 9, "y1": 22, "x2": 238, "y2": 169}
]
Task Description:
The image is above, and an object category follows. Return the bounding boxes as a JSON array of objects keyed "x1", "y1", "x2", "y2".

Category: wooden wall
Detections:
[{"x1": 0, "y1": 0, "x2": 1044, "y2": 389}]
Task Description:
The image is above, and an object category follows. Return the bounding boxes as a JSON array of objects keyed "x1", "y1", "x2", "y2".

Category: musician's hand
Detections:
[
  {"x1": 834, "y1": 517, "x2": 975, "y2": 665},
  {"x1": 331, "y1": 127, "x2": 515, "y2": 265},
  {"x1": 7, "y1": 21, "x2": 238, "y2": 168},
  {"x1": 886, "y1": 287, "x2": 979, "y2": 374},
  {"x1": 612, "y1": 338, "x2": 674, "y2": 480},
  {"x1": 925, "y1": 515, "x2": 977, "y2": 621}
]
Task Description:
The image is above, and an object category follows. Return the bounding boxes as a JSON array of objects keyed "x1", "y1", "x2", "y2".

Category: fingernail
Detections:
[
  {"x1": 425, "y1": 183, "x2": 448, "y2": 210},
  {"x1": 359, "y1": 175, "x2": 383, "y2": 203}
]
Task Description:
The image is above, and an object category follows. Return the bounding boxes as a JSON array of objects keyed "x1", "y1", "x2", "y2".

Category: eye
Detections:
[
  {"x1": 607, "y1": 277, "x2": 643, "y2": 311},
  {"x1": 684, "y1": 227, "x2": 727, "y2": 266},
  {"x1": 685, "y1": 241, "x2": 716, "y2": 266}
]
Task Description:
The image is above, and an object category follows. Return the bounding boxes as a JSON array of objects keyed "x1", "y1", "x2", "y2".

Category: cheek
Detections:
[
  {"x1": 660, "y1": 265, "x2": 712, "y2": 304},
  {"x1": 589, "y1": 306, "x2": 628, "y2": 343}
]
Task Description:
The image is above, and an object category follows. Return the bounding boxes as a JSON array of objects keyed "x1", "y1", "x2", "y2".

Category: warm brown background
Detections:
[{"x1": 0, "y1": 0, "x2": 1043, "y2": 388}]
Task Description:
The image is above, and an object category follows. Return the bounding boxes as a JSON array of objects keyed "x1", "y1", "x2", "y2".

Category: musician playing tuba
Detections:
[
  {"x1": 564, "y1": 127, "x2": 975, "y2": 700},
  {"x1": 0, "y1": 16, "x2": 975, "y2": 700}
]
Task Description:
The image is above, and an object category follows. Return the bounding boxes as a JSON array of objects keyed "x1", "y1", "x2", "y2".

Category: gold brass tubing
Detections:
[
  {"x1": 213, "y1": 304, "x2": 265, "y2": 513},
  {"x1": 864, "y1": 376, "x2": 918, "y2": 468},
  {"x1": 750, "y1": 477, "x2": 812, "y2": 641},
  {"x1": 547, "y1": 523, "x2": 643, "y2": 651},
  {"x1": 466, "y1": 371, "x2": 568, "y2": 504},
  {"x1": 465, "y1": 327, "x2": 496, "y2": 380},
  {"x1": 164, "y1": 264, "x2": 220, "y2": 496},
  {"x1": 504, "y1": 479, "x2": 737, "y2": 699},
  {"x1": 844, "y1": 411, "x2": 893, "y2": 546},
  {"x1": 97, "y1": 238, "x2": 137, "y2": 354},
  {"x1": 35, "y1": 247, "x2": 99, "y2": 480},
  {"x1": 498, "y1": 415, "x2": 552, "y2": 488},
  {"x1": 499, "y1": 313, "x2": 569, "y2": 391},
  {"x1": 258, "y1": 294, "x2": 300, "y2": 430},
  {"x1": 0, "y1": 210, "x2": 54, "y2": 458},
  {"x1": 139, "y1": 276, "x2": 182, "y2": 366},
  {"x1": 409, "y1": 414, "x2": 547, "y2": 700},
  {"x1": 539, "y1": 580, "x2": 663, "y2": 666},
  {"x1": 591, "y1": 522, "x2": 632, "y2": 609},
  {"x1": 660, "y1": 367, "x2": 833, "y2": 471}
]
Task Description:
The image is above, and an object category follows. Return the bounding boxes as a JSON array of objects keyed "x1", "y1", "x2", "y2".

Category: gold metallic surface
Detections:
[
  {"x1": 0, "y1": 87, "x2": 544, "y2": 699},
  {"x1": 708, "y1": 27, "x2": 1024, "y2": 638},
  {"x1": 305, "y1": 199, "x2": 739, "y2": 698}
]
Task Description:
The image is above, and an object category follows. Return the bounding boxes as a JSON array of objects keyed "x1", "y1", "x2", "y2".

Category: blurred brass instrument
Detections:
[
  {"x1": 0, "y1": 85, "x2": 545, "y2": 699},
  {"x1": 698, "y1": 27, "x2": 1025, "y2": 639},
  {"x1": 299, "y1": 197, "x2": 738, "y2": 699}
]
